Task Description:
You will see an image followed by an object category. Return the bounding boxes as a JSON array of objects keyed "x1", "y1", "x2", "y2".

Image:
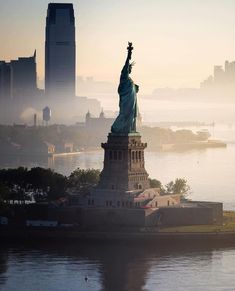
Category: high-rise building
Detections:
[
  {"x1": 0, "y1": 51, "x2": 37, "y2": 100},
  {"x1": 10, "y1": 51, "x2": 37, "y2": 99},
  {"x1": 45, "y1": 3, "x2": 76, "y2": 99},
  {"x1": 0, "y1": 61, "x2": 11, "y2": 100},
  {"x1": 224, "y1": 60, "x2": 235, "y2": 82},
  {"x1": 213, "y1": 65, "x2": 225, "y2": 85}
]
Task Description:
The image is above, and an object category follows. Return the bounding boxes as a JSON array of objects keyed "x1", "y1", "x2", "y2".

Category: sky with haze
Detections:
[{"x1": 1, "y1": 0, "x2": 235, "y2": 94}]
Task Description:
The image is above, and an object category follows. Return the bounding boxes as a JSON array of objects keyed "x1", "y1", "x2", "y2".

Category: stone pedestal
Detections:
[{"x1": 98, "y1": 133, "x2": 150, "y2": 191}]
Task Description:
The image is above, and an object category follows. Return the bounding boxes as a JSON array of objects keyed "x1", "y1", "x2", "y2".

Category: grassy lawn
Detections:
[{"x1": 159, "y1": 211, "x2": 235, "y2": 233}]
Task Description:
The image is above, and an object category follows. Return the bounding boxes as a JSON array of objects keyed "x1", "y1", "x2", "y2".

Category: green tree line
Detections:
[{"x1": 0, "y1": 167, "x2": 190, "y2": 204}]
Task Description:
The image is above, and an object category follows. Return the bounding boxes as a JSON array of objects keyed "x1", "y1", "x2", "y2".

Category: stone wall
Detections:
[
  {"x1": 156, "y1": 202, "x2": 223, "y2": 227},
  {"x1": 81, "y1": 207, "x2": 146, "y2": 228}
]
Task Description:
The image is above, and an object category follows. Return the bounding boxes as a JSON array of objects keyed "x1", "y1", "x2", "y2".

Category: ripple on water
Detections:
[{"x1": 1, "y1": 241, "x2": 235, "y2": 290}]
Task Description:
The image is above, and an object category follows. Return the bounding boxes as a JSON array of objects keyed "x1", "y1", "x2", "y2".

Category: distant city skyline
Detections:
[{"x1": 1, "y1": 0, "x2": 235, "y2": 94}]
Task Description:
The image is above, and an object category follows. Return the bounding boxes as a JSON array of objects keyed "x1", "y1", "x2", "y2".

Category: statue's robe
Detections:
[{"x1": 111, "y1": 61, "x2": 137, "y2": 134}]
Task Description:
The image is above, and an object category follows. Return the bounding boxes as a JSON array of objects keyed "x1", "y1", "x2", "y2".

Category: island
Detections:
[
  {"x1": 0, "y1": 123, "x2": 226, "y2": 157},
  {"x1": 0, "y1": 43, "x2": 229, "y2": 245}
]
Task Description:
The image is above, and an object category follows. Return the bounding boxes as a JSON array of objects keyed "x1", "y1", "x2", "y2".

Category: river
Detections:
[
  {"x1": 1, "y1": 124, "x2": 235, "y2": 290},
  {"x1": 1, "y1": 242, "x2": 235, "y2": 291},
  {"x1": 0, "y1": 124, "x2": 234, "y2": 210}
]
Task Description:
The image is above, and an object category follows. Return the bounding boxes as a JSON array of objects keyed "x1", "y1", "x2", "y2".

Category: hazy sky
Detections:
[{"x1": 1, "y1": 0, "x2": 235, "y2": 93}]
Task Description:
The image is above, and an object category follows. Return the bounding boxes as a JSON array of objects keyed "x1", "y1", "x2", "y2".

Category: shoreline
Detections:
[
  {"x1": 0, "y1": 140, "x2": 227, "y2": 158},
  {"x1": 148, "y1": 140, "x2": 227, "y2": 151},
  {"x1": 2, "y1": 210, "x2": 235, "y2": 243},
  {"x1": 1, "y1": 227, "x2": 235, "y2": 243}
]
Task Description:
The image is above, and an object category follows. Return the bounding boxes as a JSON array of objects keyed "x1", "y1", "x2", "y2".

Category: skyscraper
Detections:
[
  {"x1": 45, "y1": 3, "x2": 76, "y2": 99},
  {"x1": 10, "y1": 51, "x2": 37, "y2": 99},
  {"x1": 0, "y1": 61, "x2": 11, "y2": 100},
  {"x1": 0, "y1": 51, "x2": 37, "y2": 100}
]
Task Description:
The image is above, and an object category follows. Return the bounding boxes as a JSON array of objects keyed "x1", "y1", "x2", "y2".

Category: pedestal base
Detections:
[{"x1": 98, "y1": 133, "x2": 150, "y2": 191}]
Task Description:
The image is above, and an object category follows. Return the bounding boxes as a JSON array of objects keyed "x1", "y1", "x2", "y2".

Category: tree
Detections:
[
  {"x1": 165, "y1": 181, "x2": 174, "y2": 193},
  {"x1": 0, "y1": 167, "x2": 68, "y2": 201},
  {"x1": 0, "y1": 183, "x2": 11, "y2": 215},
  {"x1": 26, "y1": 167, "x2": 68, "y2": 200},
  {"x1": 0, "y1": 167, "x2": 28, "y2": 188},
  {"x1": 165, "y1": 178, "x2": 190, "y2": 198},
  {"x1": 0, "y1": 183, "x2": 10, "y2": 203},
  {"x1": 68, "y1": 168, "x2": 100, "y2": 194},
  {"x1": 173, "y1": 178, "x2": 190, "y2": 195},
  {"x1": 149, "y1": 178, "x2": 162, "y2": 189}
]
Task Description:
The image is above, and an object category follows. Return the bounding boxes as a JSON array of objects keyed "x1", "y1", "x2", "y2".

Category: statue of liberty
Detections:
[{"x1": 111, "y1": 42, "x2": 138, "y2": 134}]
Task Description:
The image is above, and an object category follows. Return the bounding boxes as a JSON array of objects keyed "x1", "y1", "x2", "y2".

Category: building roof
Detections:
[
  {"x1": 47, "y1": 3, "x2": 74, "y2": 25},
  {"x1": 134, "y1": 188, "x2": 160, "y2": 198}
]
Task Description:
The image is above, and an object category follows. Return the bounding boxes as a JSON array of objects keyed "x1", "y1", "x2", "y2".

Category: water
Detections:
[
  {"x1": 1, "y1": 124, "x2": 234, "y2": 209},
  {"x1": 1, "y1": 242, "x2": 235, "y2": 291},
  {"x1": 1, "y1": 124, "x2": 235, "y2": 290}
]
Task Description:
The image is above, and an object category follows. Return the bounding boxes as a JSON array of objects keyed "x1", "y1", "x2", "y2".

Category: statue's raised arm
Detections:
[
  {"x1": 126, "y1": 42, "x2": 133, "y2": 62},
  {"x1": 121, "y1": 42, "x2": 134, "y2": 80},
  {"x1": 111, "y1": 42, "x2": 138, "y2": 134}
]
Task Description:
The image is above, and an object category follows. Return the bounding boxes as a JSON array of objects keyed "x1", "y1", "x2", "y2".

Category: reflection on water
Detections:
[
  {"x1": 0, "y1": 128, "x2": 234, "y2": 290},
  {"x1": 52, "y1": 151, "x2": 104, "y2": 175},
  {"x1": 146, "y1": 145, "x2": 235, "y2": 210},
  {"x1": 0, "y1": 242, "x2": 235, "y2": 291},
  {"x1": 0, "y1": 125, "x2": 235, "y2": 209},
  {"x1": 0, "y1": 151, "x2": 104, "y2": 175},
  {"x1": 0, "y1": 155, "x2": 51, "y2": 170},
  {"x1": 2, "y1": 146, "x2": 235, "y2": 209},
  {"x1": 0, "y1": 251, "x2": 8, "y2": 287}
]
